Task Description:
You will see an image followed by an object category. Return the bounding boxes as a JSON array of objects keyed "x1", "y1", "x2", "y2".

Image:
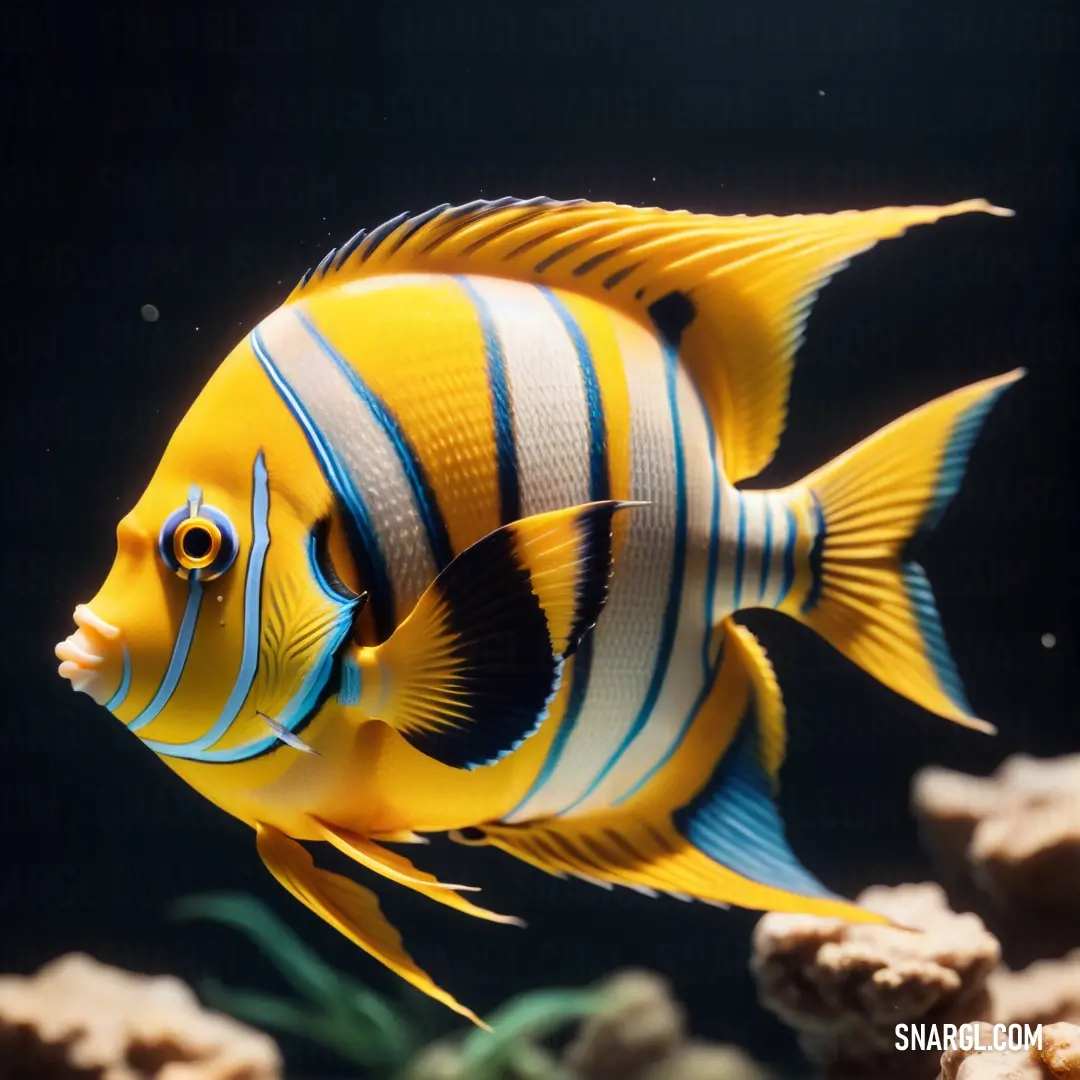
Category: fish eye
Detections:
[
  {"x1": 158, "y1": 504, "x2": 238, "y2": 581},
  {"x1": 174, "y1": 517, "x2": 220, "y2": 568}
]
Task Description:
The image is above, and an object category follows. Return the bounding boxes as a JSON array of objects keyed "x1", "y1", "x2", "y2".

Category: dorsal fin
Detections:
[{"x1": 290, "y1": 196, "x2": 1013, "y2": 483}]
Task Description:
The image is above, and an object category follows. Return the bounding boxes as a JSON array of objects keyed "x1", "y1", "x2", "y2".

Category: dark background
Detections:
[{"x1": 3, "y1": 1, "x2": 1077, "y2": 1076}]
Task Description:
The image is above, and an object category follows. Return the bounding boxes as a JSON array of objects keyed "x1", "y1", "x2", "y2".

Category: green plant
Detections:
[
  {"x1": 168, "y1": 892, "x2": 606, "y2": 1080},
  {"x1": 455, "y1": 987, "x2": 603, "y2": 1080},
  {"x1": 168, "y1": 892, "x2": 427, "y2": 1075}
]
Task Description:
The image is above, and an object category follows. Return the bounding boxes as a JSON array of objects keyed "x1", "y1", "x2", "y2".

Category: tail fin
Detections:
[{"x1": 778, "y1": 369, "x2": 1024, "y2": 732}]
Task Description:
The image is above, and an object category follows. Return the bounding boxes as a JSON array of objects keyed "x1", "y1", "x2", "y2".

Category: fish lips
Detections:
[{"x1": 55, "y1": 604, "x2": 123, "y2": 707}]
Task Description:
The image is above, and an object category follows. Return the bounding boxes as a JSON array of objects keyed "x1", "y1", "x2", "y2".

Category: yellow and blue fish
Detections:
[{"x1": 55, "y1": 196, "x2": 1021, "y2": 1026}]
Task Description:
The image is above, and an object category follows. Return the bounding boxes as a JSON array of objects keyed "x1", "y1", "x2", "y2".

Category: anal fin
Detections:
[
  {"x1": 476, "y1": 619, "x2": 887, "y2": 924},
  {"x1": 254, "y1": 823, "x2": 488, "y2": 1029},
  {"x1": 478, "y1": 811, "x2": 881, "y2": 921}
]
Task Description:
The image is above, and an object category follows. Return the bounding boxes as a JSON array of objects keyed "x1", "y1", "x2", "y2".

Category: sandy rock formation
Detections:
[
  {"x1": 913, "y1": 754, "x2": 1080, "y2": 964},
  {"x1": 937, "y1": 1021, "x2": 1080, "y2": 1079},
  {"x1": 563, "y1": 969, "x2": 687, "y2": 1080},
  {"x1": 750, "y1": 882, "x2": 1000, "y2": 1078},
  {"x1": 989, "y1": 951, "x2": 1080, "y2": 1028},
  {"x1": 0, "y1": 952, "x2": 282, "y2": 1080},
  {"x1": 563, "y1": 968, "x2": 772, "y2": 1080}
]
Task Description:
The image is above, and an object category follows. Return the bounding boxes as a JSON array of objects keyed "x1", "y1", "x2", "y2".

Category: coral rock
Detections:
[
  {"x1": 937, "y1": 1021, "x2": 1080, "y2": 1079},
  {"x1": 1041, "y1": 1023, "x2": 1080, "y2": 1077},
  {"x1": 750, "y1": 883, "x2": 1000, "y2": 1078},
  {"x1": 0, "y1": 952, "x2": 282, "y2": 1080},
  {"x1": 563, "y1": 969, "x2": 686, "y2": 1080},
  {"x1": 989, "y1": 952, "x2": 1080, "y2": 1028},
  {"x1": 913, "y1": 755, "x2": 1080, "y2": 963}
]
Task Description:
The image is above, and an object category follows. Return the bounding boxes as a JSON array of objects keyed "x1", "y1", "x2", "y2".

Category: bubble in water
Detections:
[
  {"x1": 1041, "y1": 633, "x2": 1056, "y2": 649},
  {"x1": 140, "y1": 303, "x2": 160, "y2": 323}
]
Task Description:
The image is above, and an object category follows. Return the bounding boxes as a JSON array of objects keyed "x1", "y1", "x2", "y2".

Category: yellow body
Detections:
[
  {"x1": 55, "y1": 197, "x2": 1022, "y2": 1026},
  {"x1": 105, "y1": 279, "x2": 647, "y2": 839}
]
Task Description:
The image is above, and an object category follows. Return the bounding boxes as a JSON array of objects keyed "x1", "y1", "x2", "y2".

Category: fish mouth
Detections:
[{"x1": 55, "y1": 605, "x2": 124, "y2": 707}]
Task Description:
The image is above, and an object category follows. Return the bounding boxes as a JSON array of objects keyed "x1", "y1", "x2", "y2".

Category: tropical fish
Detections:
[{"x1": 55, "y1": 195, "x2": 1021, "y2": 1027}]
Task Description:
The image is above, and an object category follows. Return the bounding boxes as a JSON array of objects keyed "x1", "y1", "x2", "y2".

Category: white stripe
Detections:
[
  {"x1": 739, "y1": 491, "x2": 768, "y2": 607},
  {"x1": 458, "y1": 278, "x2": 593, "y2": 515},
  {"x1": 759, "y1": 492, "x2": 791, "y2": 609},
  {"x1": 257, "y1": 305, "x2": 437, "y2": 620},
  {"x1": 506, "y1": 315, "x2": 677, "y2": 822},
  {"x1": 574, "y1": 359, "x2": 715, "y2": 812}
]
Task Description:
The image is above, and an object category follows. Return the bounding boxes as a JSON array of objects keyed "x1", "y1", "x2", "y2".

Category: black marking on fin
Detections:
[
  {"x1": 335, "y1": 228, "x2": 368, "y2": 269},
  {"x1": 461, "y1": 206, "x2": 552, "y2": 256},
  {"x1": 574, "y1": 249, "x2": 619, "y2": 277},
  {"x1": 647, "y1": 290, "x2": 697, "y2": 349},
  {"x1": 505, "y1": 227, "x2": 562, "y2": 262},
  {"x1": 404, "y1": 525, "x2": 558, "y2": 771},
  {"x1": 535, "y1": 237, "x2": 593, "y2": 274},
  {"x1": 634, "y1": 286, "x2": 645, "y2": 300},
  {"x1": 603, "y1": 262, "x2": 642, "y2": 290},
  {"x1": 802, "y1": 492, "x2": 826, "y2": 614},
  {"x1": 420, "y1": 197, "x2": 528, "y2": 255},
  {"x1": 449, "y1": 195, "x2": 523, "y2": 224},
  {"x1": 301, "y1": 198, "x2": 594, "y2": 284},
  {"x1": 389, "y1": 203, "x2": 452, "y2": 254},
  {"x1": 445, "y1": 198, "x2": 490, "y2": 220},
  {"x1": 316, "y1": 247, "x2": 338, "y2": 279},
  {"x1": 361, "y1": 211, "x2": 411, "y2": 262},
  {"x1": 565, "y1": 503, "x2": 619, "y2": 657}
]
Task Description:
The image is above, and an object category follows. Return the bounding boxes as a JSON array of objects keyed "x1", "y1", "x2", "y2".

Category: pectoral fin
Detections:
[
  {"x1": 357, "y1": 500, "x2": 635, "y2": 770},
  {"x1": 254, "y1": 823, "x2": 488, "y2": 1029},
  {"x1": 313, "y1": 818, "x2": 525, "y2": 928}
]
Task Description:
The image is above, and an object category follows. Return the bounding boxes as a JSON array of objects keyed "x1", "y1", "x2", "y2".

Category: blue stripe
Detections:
[
  {"x1": 537, "y1": 286, "x2": 610, "y2": 501},
  {"x1": 758, "y1": 500, "x2": 773, "y2": 602},
  {"x1": 105, "y1": 645, "x2": 132, "y2": 713},
  {"x1": 901, "y1": 386, "x2": 1011, "y2": 715},
  {"x1": 183, "y1": 452, "x2": 270, "y2": 752},
  {"x1": 337, "y1": 652, "x2": 362, "y2": 707},
  {"x1": 144, "y1": 608, "x2": 355, "y2": 763},
  {"x1": 618, "y1": 639, "x2": 726, "y2": 807},
  {"x1": 672, "y1": 708, "x2": 836, "y2": 899},
  {"x1": 777, "y1": 507, "x2": 798, "y2": 607},
  {"x1": 294, "y1": 309, "x2": 453, "y2": 571},
  {"x1": 455, "y1": 276, "x2": 520, "y2": 524},
  {"x1": 920, "y1": 384, "x2": 1010, "y2": 534},
  {"x1": 503, "y1": 639, "x2": 595, "y2": 817},
  {"x1": 733, "y1": 493, "x2": 747, "y2": 610},
  {"x1": 126, "y1": 577, "x2": 204, "y2": 732},
  {"x1": 559, "y1": 341, "x2": 688, "y2": 814},
  {"x1": 251, "y1": 327, "x2": 396, "y2": 642},
  {"x1": 615, "y1": 379, "x2": 723, "y2": 806}
]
